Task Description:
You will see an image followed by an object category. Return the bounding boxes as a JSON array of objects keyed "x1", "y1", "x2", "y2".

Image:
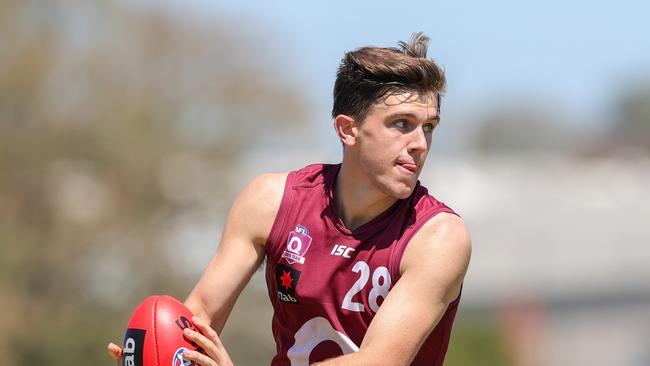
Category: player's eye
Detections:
[
  {"x1": 393, "y1": 120, "x2": 407, "y2": 129},
  {"x1": 423, "y1": 123, "x2": 435, "y2": 134}
]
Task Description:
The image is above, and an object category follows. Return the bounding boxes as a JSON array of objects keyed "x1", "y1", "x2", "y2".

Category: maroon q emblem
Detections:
[{"x1": 282, "y1": 225, "x2": 312, "y2": 265}]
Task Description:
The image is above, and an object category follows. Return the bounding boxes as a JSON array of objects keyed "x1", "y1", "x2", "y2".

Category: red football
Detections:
[{"x1": 120, "y1": 295, "x2": 202, "y2": 366}]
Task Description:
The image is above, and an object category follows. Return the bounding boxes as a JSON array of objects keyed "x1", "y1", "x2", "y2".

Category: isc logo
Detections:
[{"x1": 330, "y1": 244, "x2": 355, "y2": 258}]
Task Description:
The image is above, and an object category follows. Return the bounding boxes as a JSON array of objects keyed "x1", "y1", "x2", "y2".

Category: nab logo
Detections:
[
  {"x1": 275, "y1": 263, "x2": 301, "y2": 303},
  {"x1": 278, "y1": 291, "x2": 298, "y2": 303},
  {"x1": 330, "y1": 244, "x2": 355, "y2": 259},
  {"x1": 121, "y1": 328, "x2": 145, "y2": 366},
  {"x1": 172, "y1": 348, "x2": 197, "y2": 366}
]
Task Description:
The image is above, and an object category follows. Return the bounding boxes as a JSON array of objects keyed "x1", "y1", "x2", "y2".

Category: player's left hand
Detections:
[{"x1": 181, "y1": 316, "x2": 234, "y2": 366}]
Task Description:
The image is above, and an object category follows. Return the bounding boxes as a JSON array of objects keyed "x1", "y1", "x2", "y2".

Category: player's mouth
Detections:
[{"x1": 396, "y1": 161, "x2": 418, "y2": 175}]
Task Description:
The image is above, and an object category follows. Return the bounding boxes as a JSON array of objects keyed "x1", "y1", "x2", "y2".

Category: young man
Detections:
[{"x1": 109, "y1": 32, "x2": 471, "y2": 366}]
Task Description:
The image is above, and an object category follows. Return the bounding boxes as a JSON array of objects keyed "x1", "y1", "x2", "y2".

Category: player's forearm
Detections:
[
  {"x1": 184, "y1": 291, "x2": 233, "y2": 334},
  {"x1": 184, "y1": 295, "x2": 210, "y2": 321}
]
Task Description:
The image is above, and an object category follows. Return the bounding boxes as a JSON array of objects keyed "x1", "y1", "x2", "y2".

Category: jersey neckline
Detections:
[{"x1": 323, "y1": 164, "x2": 413, "y2": 238}]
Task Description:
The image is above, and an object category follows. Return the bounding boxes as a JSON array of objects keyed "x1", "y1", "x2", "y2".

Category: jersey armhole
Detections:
[
  {"x1": 264, "y1": 171, "x2": 296, "y2": 258},
  {"x1": 388, "y1": 208, "x2": 458, "y2": 283}
]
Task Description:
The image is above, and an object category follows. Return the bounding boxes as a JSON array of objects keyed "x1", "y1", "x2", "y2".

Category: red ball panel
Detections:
[{"x1": 121, "y1": 295, "x2": 201, "y2": 366}]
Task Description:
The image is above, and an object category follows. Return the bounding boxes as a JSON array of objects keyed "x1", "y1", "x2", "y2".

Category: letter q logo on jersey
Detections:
[{"x1": 282, "y1": 224, "x2": 312, "y2": 265}]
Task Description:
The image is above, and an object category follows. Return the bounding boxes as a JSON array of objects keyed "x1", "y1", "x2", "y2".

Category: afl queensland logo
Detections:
[
  {"x1": 282, "y1": 224, "x2": 312, "y2": 265},
  {"x1": 172, "y1": 348, "x2": 196, "y2": 366}
]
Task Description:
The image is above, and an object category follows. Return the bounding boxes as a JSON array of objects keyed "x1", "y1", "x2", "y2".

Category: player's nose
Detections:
[{"x1": 407, "y1": 126, "x2": 429, "y2": 152}]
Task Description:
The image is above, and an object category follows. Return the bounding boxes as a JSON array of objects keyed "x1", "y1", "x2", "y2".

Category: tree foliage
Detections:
[
  {"x1": 0, "y1": 1, "x2": 305, "y2": 364},
  {"x1": 613, "y1": 84, "x2": 650, "y2": 151}
]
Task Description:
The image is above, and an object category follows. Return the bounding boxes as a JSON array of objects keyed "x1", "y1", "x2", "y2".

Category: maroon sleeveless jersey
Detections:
[{"x1": 264, "y1": 164, "x2": 461, "y2": 366}]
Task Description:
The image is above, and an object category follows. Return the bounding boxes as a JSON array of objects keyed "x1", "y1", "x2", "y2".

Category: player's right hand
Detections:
[{"x1": 107, "y1": 342, "x2": 123, "y2": 362}]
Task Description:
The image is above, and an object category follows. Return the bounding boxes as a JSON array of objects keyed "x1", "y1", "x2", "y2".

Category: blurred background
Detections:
[{"x1": 1, "y1": 0, "x2": 649, "y2": 365}]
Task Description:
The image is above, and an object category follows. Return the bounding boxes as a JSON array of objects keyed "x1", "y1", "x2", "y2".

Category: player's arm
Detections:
[
  {"x1": 107, "y1": 172, "x2": 286, "y2": 362},
  {"x1": 184, "y1": 172, "x2": 287, "y2": 333},
  {"x1": 314, "y1": 212, "x2": 471, "y2": 366}
]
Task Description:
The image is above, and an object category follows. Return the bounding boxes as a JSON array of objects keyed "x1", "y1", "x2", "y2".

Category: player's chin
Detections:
[
  {"x1": 391, "y1": 181, "x2": 417, "y2": 199},
  {"x1": 393, "y1": 191, "x2": 412, "y2": 200}
]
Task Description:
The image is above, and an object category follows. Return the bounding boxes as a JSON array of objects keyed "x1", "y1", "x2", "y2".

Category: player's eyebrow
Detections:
[{"x1": 384, "y1": 112, "x2": 440, "y2": 124}]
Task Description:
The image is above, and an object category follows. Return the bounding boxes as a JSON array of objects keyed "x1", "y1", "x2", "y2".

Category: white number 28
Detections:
[{"x1": 341, "y1": 261, "x2": 391, "y2": 313}]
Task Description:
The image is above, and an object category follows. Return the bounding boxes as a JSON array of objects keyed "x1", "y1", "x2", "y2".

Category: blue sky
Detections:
[{"x1": 163, "y1": 0, "x2": 650, "y2": 151}]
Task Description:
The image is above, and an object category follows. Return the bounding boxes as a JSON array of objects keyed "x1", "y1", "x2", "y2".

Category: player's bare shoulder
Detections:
[
  {"x1": 400, "y1": 213, "x2": 472, "y2": 302},
  {"x1": 240, "y1": 172, "x2": 287, "y2": 213},
  {"x1": 228, "y1": 172, "x2": 288, "y2": 246},
  {"x1": 406, "y1": 212, "x2": 471, "y2": 258}
]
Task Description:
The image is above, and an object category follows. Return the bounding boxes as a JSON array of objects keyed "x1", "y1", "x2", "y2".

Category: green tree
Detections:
[
  {"x1": 471, "y1": 102, "x2": 590, "y2": 154},
  {"x1": 0, "y1": 1, "x2": 306, "y2": 364},
  {"x1": 613, "y1": 83, "x2": 650, "y2": 151}
]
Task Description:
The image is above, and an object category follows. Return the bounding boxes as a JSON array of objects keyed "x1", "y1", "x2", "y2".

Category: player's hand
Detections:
[
  {"x1": 107, "y1": 342, "x2": 123, "y2": 363},
  {"x1": 182, "y1": 316, "x2": 234, "y2": 366}
]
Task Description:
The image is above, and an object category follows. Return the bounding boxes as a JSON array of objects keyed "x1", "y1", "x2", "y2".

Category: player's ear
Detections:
[{"x1": 333, "y1": 114, "x2": 358, "y2": 146}]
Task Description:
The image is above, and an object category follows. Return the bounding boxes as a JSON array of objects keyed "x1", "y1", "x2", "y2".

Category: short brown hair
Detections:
[{"x1": 332, "y1": 32, "x2": 446, "y2": 122}]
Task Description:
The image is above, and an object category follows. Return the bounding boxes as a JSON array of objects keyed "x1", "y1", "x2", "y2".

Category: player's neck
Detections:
[{"x1": 335, "y1": 162, "x2": 398, "y2": 231}]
